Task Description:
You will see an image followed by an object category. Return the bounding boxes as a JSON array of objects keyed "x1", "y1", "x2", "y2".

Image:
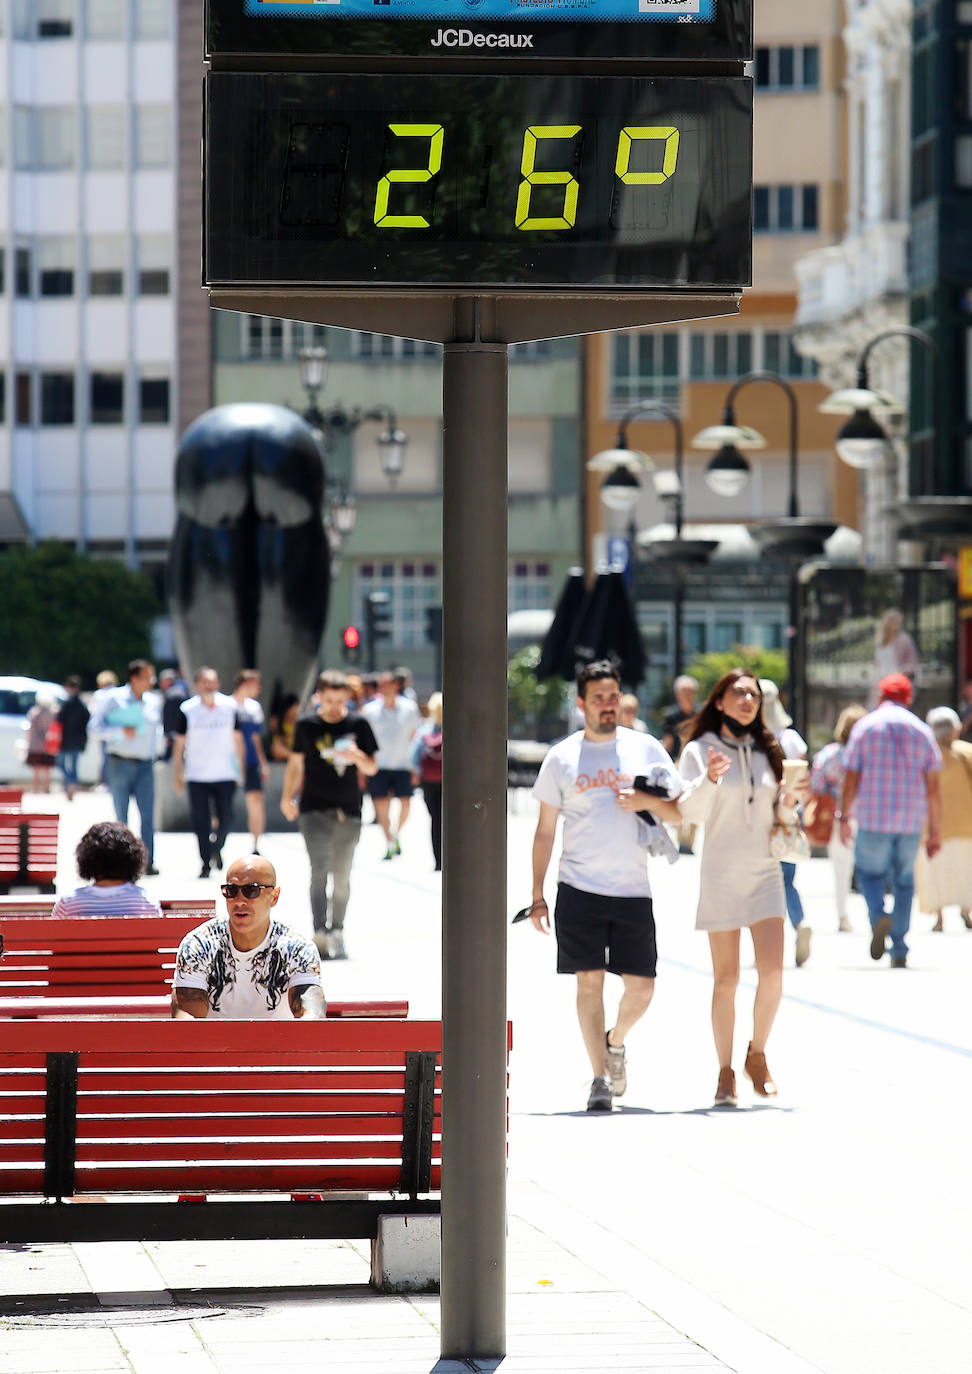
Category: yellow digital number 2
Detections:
[
  {"x1": 374, "y1": 123, "x2": 444, "y2": 228},
  {"x1": 515, "y1": 126, "x2": 582, "y2": 231},
  {"x1": 615, "y1": 126, "x2": 680, "y2": 185}
]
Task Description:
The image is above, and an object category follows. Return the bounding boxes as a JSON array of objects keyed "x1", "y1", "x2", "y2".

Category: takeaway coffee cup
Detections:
[{"x1": 782, "y1": 759, "x2": 808, "y2": 789}]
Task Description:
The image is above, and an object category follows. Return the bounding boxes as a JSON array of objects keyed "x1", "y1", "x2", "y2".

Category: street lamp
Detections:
[
  {"x1": 590, "y1": 400, "x2": 716, "y2": 678},
  {"x1": 295, "y1": 346, "x2": 410, "y2": 570},
  {"x1": 691, "y1": 372, "x2": 837, "y2": 732}
]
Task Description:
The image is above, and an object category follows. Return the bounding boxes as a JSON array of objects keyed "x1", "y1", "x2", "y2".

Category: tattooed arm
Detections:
[
  {"x1": 289, "y1": 984, "x2": 326, "y2": 1020},
  {"x1": 171, "y1": 986, "x2": 210, "y2": 1019}
]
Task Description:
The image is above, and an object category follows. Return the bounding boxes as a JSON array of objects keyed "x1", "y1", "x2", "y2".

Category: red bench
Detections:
[
  {"x1": 0, "y1": 896, "x2": 217, "y2": 919},
  {"x1": 0, "y1": 812, "x2": 59, "y2": 894},
  {"x1": 0, "y1": 787, "x2": 24, "y2": 808},
  {"x1": 0, "y1": 1019, "x2": 441, "y2": 1252},
  {"x1": 0, "y1": 914, "x2": 407, "y2": 1019}
]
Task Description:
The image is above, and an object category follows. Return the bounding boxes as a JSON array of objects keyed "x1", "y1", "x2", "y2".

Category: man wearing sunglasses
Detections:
[{"x1": 171, "y1": 856, "x2": 324, "y2": 1019}]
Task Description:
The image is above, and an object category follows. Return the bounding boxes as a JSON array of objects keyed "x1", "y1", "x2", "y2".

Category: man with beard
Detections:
[{"x1": 528, "y1": 660, "x2": 724, "y2": 1112}]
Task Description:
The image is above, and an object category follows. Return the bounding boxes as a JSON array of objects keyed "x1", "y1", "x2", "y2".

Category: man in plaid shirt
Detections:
[{"x1": 838, "y1": 674, "x2": 942, "y2": 968}]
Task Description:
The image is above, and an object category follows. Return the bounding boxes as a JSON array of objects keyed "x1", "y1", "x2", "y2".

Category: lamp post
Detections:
[
  {"x1": 589, "y1": 400, "x2": 716, "y2": 679},
  {"x1": 819, "y1": 326, "x2": 972, "y2": 547},
  {"x1": 296, "y1": 345, "x2": 410, "y2": 571},
  {"x1": 691, "y1": 372, "x2": 836, "y2": 733}
]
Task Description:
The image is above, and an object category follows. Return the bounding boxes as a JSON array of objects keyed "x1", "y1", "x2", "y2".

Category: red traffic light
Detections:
[{"x1": 342, "y1": 625, "x2": 360, "y2": 649}]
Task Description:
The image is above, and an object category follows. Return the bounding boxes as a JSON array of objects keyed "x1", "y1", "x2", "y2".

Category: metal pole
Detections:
[{"x1": 440, "y1": 312, "x2": 508, "y2": 1359}]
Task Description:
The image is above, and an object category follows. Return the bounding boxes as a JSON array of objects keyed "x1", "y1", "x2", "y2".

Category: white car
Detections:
[{"x1": 0, "y1": 676, "x2": 102, "y2": 785}]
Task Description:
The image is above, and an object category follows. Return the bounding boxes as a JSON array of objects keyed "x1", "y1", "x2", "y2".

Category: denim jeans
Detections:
[
  {"x1": 780, "y1": 861, "x2": 805, "y2": 929},
  {"x1": 107, "y1": 755, "x2": 155, "y2": 864},
  {"x1": 854, "y1": 829, "x2": 922, "y2": 959},
  {"x1": 298, "y1": 809, "x2": 362, "y2": 932},
  {"x1": 58, "y1": 750, "x2": 80, "y2": 789}
]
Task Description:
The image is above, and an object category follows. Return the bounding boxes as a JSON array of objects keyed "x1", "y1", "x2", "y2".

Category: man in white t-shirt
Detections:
[
  {"x1": 171, "y1": 666, "x2": 245, "y2": 878},
  {"x1": 171, "y1": 855, "x2": 324, "y2": 1019},
  {"x1": 361, "y1": 670, "x2": 420, "y2": 860},
  {"x1": 530, "y1": 660, "x2": 725, "y2": 1112}
]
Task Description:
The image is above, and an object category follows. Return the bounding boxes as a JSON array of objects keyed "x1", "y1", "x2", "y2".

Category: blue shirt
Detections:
[{"x1": 89, "y1": 684, "x2": 162, "y2": 761}]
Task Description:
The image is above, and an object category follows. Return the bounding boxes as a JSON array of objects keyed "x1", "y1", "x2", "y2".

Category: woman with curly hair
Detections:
[
  {"x1": 51, "y1": 821, "x2": 161, "y2": 918},
  {"x1": 676, "y1": 669, "x2": 808, "y2": 1106}
]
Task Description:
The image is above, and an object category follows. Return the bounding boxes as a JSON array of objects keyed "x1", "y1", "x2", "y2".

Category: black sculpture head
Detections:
[{"x1": 168, "y1": 403, "x2": 329, "y2": 713}]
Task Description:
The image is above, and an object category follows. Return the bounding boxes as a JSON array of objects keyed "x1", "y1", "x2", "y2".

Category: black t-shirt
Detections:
[
  {"x1": 661, "y1": 705, "x2": 691, "y2": 760},
  {"x1": 293, "y1": 711, "x2": 378, "y2": 816}
]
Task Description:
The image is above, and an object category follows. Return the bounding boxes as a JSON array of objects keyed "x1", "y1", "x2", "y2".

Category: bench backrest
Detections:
[
  {"x1": 0, "y1": 897, "x2": 217, "y2": 920},
  {"x1": 0, "y1": 787, "x2": 23, "y2": 808},
  {"x1": 0, "y1": 812, "x2": 59, "y2": 883},
  {"x1": 0, "y1": 1020, "x2": 442, "y2": 1199},
  {"x1": 0, "y1": 914, "x2": 199, "y2": 998}
]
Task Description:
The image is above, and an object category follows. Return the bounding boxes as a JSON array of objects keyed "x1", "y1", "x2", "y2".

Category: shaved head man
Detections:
[{"x1": 171, "y1": 855, "x2": 325, "y2": 1019}]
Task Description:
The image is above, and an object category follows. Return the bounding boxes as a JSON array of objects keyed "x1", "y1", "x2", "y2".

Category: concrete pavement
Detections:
[{"x1": 2, "y1": 786, "x2": 972, "y2": 1372}]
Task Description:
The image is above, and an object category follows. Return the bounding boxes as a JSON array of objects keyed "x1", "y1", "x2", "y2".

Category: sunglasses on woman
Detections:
[{"x1": 220, "y1": 882, "x2": 274, "y2": 899}]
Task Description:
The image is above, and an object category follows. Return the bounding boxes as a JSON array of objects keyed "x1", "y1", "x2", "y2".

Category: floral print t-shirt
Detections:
[{"x1": 172, "y1": 917, "x2": 322, "y2": 1019}]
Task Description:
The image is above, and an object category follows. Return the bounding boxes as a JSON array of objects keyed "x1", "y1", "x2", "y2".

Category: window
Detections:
[
  {"x1": 133, "y1": 0, "x2": 169, "y2": 38},
  {"x1": 88, "y1": 235, "x2": 125, "y2": 295},
  {"x1": 755, "y1": 45, "x2": 820, "y2": 90},
  {"x1": 37, "y1": 237, "x2": 75, "y2": 296},
  {"x1": 136, "y1": 235, "x2": 170, "y2": 294},
  {"x1": 37, "y1": 0, "x2": 74, "y2": 37},
  {"x1": 18, "y1": 108, "x2": 75, "y2": 170},
  {"x1": 134, "y1": 106, "x2": 171, "y2": 168},
  {"x1": 610, "y1": 331, "x2": 680, "y2": 410},
  {"x1": 15, "y1": 373, "x2": 32, "y2": 426},
  {"x1": 244, "y1": 315, "x2": 329, "y2": 359},
  {"x1": 40, "y1": 372, "x2": 75, "y2": 426},
  {"x1": 350, "y1": 331, "x2": 440, "y2": 360},
  {"x1": 688, "y1": 331, "x2": 753, "y2": 380},
  {"x1": 138, "y1": 377, "x2": 170, "y2": 424},
  {"x1": 85, "y1": 0, "x2": 124, "y2": 39},
  {"x1": 86, "y1": 106, "x2": 125, "y2": 169},
  {"x1": 356, "y1": 562, "x2": 440, "y2": 650},
  {"x1": 753, "y1": 184, "x2": 818, "y2": 232},
  {"x1": 763, "y1": 333, "x2": 817, "y2": 379},
  {"x1": 90, "y1": 371, "x2": 124, "y2": 424},
  {"x1": 15, "y1": 247, "x2": 32, "y2": 297},
  {"x1": 509, "y1": 561, "x2": 551, "y2": 614}
]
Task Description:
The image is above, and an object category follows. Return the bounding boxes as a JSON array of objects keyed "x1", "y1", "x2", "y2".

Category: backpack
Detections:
[{"x1": 419, "y1": 729, "x2": 443, "y2": 783}]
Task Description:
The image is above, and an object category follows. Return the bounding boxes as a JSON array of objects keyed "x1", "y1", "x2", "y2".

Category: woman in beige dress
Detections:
[
  {"x1": 678, "y1": 669, "x2": 807, "y2": 1107},
  {"x1": 915, "y1": 707, "x2": 972, "y2": 931}
]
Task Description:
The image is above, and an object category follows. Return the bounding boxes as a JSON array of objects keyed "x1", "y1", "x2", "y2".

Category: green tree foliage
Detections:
[
  {"x1": 507, "y1": 644, "x2": 569, "y2": 742},
  {"x1": 683, "y1": 645, "x2": 789, "y2": 704},
  {"x1": 0, "y1": 542, "x2": 160, "y2": 687}
]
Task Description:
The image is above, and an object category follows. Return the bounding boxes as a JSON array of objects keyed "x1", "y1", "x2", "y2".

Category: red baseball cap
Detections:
[{"x1": 878, "y1": 673, "x2": 913, "y2": 705}]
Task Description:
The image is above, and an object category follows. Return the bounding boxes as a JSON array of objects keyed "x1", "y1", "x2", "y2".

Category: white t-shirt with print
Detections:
[
  {"x1": 531, "y1": 728, "x2": 680, "y2": 898},
  {"x1": 172, "y1": 916, "x2": 322, "y2": 1019},
  {"x1": 179, "y1": 693, "x2": 241, "y2": 782}
]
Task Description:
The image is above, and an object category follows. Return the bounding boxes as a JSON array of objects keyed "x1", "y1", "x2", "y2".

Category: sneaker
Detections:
[
  {"x1": 383, "y1": 846, "x2": 395, "y2": 861},
  {"x1": 714, "y1": 1067, "x2": 737, "y2": 1106},
  {"x1": 145, "y1": 864, "x2": 159, "y2": 876},
  {"x1": 605, "y1": 1034, "x2": 627, "y2": 1097},
  {"x1": 393, "y1": 838, "x2": 402, "y2": 856},
  {"x1": 838, "y1": 915, "x2": 852, "y2": 933},
  {"x1": 586, "y1": 1076, "x2": 613, "y2": 1112},
  {"x1": 870, "y1": 914, "x2": 892, "y2": 961},
  {"x1": 213, "y1": 850, "x2": 223, "y2": 871},
  {"x1": 795, "y1": 925, "x2": 812, "y2": 967},
  {"x1": 199, "y1": 864, "x2": 210, "y2": 879},
  {"x1": 890, "y1": 955, "x2": 907, "y2": 969},
  {"x1": 313, "y1": 932, "x2": 330, "y2": 959},
  {"x1": 327, "y1": 931, "x2": 347, "y2": 960}
]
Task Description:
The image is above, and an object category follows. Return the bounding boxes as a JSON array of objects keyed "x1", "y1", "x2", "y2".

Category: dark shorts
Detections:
[
  {"x1": 368, "y1": 768, "x2": 413, "y2": 799},
  {"x1": 554, "y1": 882, "x2": 657, "y2": 978},
  {"x1": 244, "y1": 762, "x2": 263, "y2": 793}
]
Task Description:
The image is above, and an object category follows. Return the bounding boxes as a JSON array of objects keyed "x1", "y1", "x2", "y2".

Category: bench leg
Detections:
[{"x1": 370, "y1": 1214, "x2": 441, "y2": 1294}]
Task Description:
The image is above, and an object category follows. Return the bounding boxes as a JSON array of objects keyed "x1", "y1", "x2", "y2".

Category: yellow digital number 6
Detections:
[
  {"x1": 515, "y1": 126, "x2": 582, "y2": 231},
  {"x1": 374, "y1": 123, "x2": 444, "y2": 228}
]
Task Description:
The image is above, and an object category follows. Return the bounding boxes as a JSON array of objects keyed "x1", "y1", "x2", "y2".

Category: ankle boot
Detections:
[
  {"x1": 744, "y1": 1043, "x2": 777, "y2": 1097},
  {"x1": 714, "y1": 1066, "x2": 737, "y2": 1106}
]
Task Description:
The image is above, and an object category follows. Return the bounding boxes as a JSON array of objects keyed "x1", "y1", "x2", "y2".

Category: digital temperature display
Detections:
[{"x1": 204, "y1": 72, "x2": 752, "y2": 291}]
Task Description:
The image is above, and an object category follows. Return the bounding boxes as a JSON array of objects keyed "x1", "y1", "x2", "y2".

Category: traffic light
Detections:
[
  {"x1": 365, "y1": 591, "x2": 392, "y2": 670},
  {"x1": 341, "y1": 624, "x2": 361, "y2": 665},
  {"x1": 424, "y1": 604, "x2": 442, "y2": 646}
]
